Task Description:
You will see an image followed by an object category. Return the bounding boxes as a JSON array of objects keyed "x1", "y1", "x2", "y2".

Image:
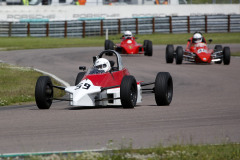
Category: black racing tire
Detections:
[
  {"x1": 104, "y1": 40, "x2": 110, "y2": 50},
  {"x1": 175, "y1": 46, "x2": 183, "y2": 65},
  {"x1": 145, "y1": 40, "x2": 153, "y2": 56},
  {"x1": 120, "y1": 75, "x2": 138, "y2": 109},
  {"x1": 108, "y1": 41, "x2": 114, "y2": 56},
  {"x1": 144, "y1": 40, "x2": 148, "y2": 56},
  {"x1": 144, "y1": 40, "x2": 153, "y2": 56},
  {"x1": 214, "y1": 45, "x2": 223, "y2": 64},
  {"x1": 75, "y1": 72, "x2": 86, "y2": 86},
  {"x1": 35, "y1": 76, "x2": 53, "y2": 109},
  {"x1": 143, "y1": 40, "x2": 148, "y2": 48},
  {"x1": 154, "y1": 72, "x2": 173, "y2": 106},
  {"x1": 105, "y1": 40, "x2": 114, "y2": 56},
  {"x1": 166, "y1": 45, "x2": 174, "y2": 63},
  {"x1": 223, "y1": 47, "x2": 231, "y2": 65},
  {"x1": 143, "y1": 40, "x2": 148, "y2": 56},
  {"x1": 109, "y1": 41, "x2": 114, "y2": 50}
]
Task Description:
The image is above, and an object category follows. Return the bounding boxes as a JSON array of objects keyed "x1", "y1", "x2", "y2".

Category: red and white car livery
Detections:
[
  {"x1": 165, "y1": 37, "x2": 231, "y2": 65},
  {"x1": 105, "y1": 36, "x2": 153, "y2": 56},
  {"x1": 35, "y1": 50, "x2": 173, "y2": 109}
]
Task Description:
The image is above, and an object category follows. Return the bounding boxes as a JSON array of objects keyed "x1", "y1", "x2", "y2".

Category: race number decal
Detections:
[
  {"x1": 127, "y1": 40, "x2": 132, "y2": 44},
  {"x1": 75, "y1": 83, "x2": 91, "y2": 90},
  {"x1": 197, "y1": 49, "x2": 207, "y2": 54},
  {"x1": 82, "y1": 83, "x2": 91, "y2": 89}
]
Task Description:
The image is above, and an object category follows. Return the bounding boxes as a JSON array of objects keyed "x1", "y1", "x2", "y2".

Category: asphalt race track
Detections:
[{"x1": 0, "y1": 45, "x2": 240, "y2": 154}]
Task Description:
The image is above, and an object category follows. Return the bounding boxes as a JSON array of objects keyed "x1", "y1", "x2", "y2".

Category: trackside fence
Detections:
[{"x1": 0, "y1": 14, "x2": 240, "y2": 38}]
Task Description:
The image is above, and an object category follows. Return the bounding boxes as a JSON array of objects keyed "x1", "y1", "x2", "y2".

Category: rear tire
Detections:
[
  {"x1": 175, "y1": 46, "x2": 183, "y2": 64},
  {"x1": 104, "y1": 40, "x2": 114, "y2": 56},
  {"x1": 166, "y1": 45, "x2": 174, "y2": 63},
  {"x1": 75, "y1": 72, "x2": 86, "y2": 85},
  {"x1": 104, "y1": 40, "x2": 109, "y2": 50},
  {"x1": 120, "y1": 76, "x2": 137, "y2": 109},
  {"x1": 214, "y1": 45, "x2": 223, "y2": 64},
  {"x1": 154, "y1": 72, "x2": 173, "y2": 106},
  {"x1": 143, "y1": 40, "x2": 148, "y2": 48},
  {"x1": 35, "y1": 76, "x2": 53, "y2": 109},
  {"x1": 223, "y1": 47, "x2": 230, "y2": 65}
]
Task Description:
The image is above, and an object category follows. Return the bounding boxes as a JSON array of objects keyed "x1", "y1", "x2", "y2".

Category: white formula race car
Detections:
[{"x1": 35, "y1": 50, "x2": 173, "y2": 109}]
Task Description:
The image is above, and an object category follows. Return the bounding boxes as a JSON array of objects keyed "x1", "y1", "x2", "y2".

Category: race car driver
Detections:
[
  {"x1": 187, "y1": 32, "x2": 206, "y2": 48},
  {"x1": 192, "y1": 32, "x2": 204, "y2": 44},
  {"x1": 122, "y1": 31, "x2": 133, "y2": 40},
  {"x1": 90, "y1": 58, "x2": 111, "y2": 74}
]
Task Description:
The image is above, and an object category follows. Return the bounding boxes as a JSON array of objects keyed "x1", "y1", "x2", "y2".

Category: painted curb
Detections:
[{"x1": 0, "y1": 148, "x2": 110, "y2": 158}]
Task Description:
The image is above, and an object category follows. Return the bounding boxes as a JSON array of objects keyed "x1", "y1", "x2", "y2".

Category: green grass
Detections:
[
  {"x1": 0, "y1": 32, "x2": 240, "y2": 51},
  {"x1": 2, "y1": 143, "x2": 238, "y2": 160},
  {"x1": 0, "y1": 63, "x2": 64, "y2": 106},
  {"x1": 232, "y1": 52, "x2": 240, "y2": 56},
  {"x1": 0, "y1": 37, "x2": 105, "y2": 51},
  {"x1": 115, "y1": 143, "x2": 240, "y2": 160}
]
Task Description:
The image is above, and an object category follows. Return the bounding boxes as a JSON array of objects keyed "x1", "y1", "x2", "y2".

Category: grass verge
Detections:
[
  {"x1": 232, "y1": 52, "x2": 240, "y2": 56},
  {"x1": 110, "y1": 143, "x2": 240, "y2": 160},
  {"x1": 2, "y1": 143, "x2": 239, "y2": 160},
  {"x1": 0, "y1": 63, "x2": 64, "y2": 106},
  {"x1": 0, "y1": 32, "x2": 240, "y2": 51}
]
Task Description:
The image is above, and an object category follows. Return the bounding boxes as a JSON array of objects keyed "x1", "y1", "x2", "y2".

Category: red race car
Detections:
[
  {"x1": 165, "y1": 32, "x2": 230, "y2": 65},
  {"x1": 104, "y1": 31, "x2": 153, "y2": 56}
]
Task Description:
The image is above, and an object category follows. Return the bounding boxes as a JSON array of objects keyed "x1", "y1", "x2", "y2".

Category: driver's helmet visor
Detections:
[
  {"x1": 125, "y1": 34, "x2": 131, "y2": 37},
  {"x1": 193, "y1": 38, "x2": 201, "y2": 42},
  {"x1": 95, "y1": 64, "x2": 107, "y2": 69}
]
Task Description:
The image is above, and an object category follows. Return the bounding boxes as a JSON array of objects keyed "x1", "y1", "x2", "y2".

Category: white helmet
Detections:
[
  {"x1": 193, "y1": 33, "x2": 202, "y2": 43},
  {"x1": 94, "y1": 58, "x2": 111, "y2": 72},
  {"x1": 124, "y1": 31, "x2": 132, "y2": 39}
]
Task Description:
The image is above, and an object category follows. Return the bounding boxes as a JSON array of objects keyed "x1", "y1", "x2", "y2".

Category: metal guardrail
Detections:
[{"x1": 0, "y1": 14, "x2": 240, "y2": 38}]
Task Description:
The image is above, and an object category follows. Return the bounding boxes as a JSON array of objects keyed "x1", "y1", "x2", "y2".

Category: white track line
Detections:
[
  {"x1": 0, "y1": 60, "x2": 70, "y2": 87},
  {"x1": 34, "y1": 68, "x2": 70, "y2": 87}
]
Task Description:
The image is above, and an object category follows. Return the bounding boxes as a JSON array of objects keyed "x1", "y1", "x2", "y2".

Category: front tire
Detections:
[
  {"x1": 144, "y1": 40, "x2": 153, "y2": 56},
  {"x1": 166, "y1": 45, "x2": 174, "y2": 63},
  {"x1": 35, "y1": 76, "x2": 53, "y2": 109},
  {"x1": 120, "y1": 75, "x2": 137, "y2": 109},
  {"x1": 223, "y1": 47, "x2": 231, "y2": 65},
  {"x1": 154, "y1": 72, "x2": 173, "y2": 106},
  {"x1": 143, "y1": 40, "x2": 148, "y2": 56},
  {"x1": 175, "y1": 46, "x2": 183, "y2": 64}
]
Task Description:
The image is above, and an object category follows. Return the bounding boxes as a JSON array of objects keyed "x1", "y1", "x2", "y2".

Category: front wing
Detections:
[
  {"x1": 183, "y1": 50, "x2": 223, "y2": 63},
  {"x1": 64, "y1": 79, "x2": 142, "y2": 107}
]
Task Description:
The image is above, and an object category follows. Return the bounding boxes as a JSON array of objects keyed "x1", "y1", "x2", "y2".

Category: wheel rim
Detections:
[
  {"x1": 45, "y1": 83, "x2": 53, "y2": 103},
  {"x1": 130, "y1": 86, "x2": 137, "y2": 105}
]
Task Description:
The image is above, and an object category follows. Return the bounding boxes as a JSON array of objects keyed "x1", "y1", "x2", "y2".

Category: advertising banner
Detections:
[{"x1": 0, "y1": 5, "x2": 239, "y2": 22}]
